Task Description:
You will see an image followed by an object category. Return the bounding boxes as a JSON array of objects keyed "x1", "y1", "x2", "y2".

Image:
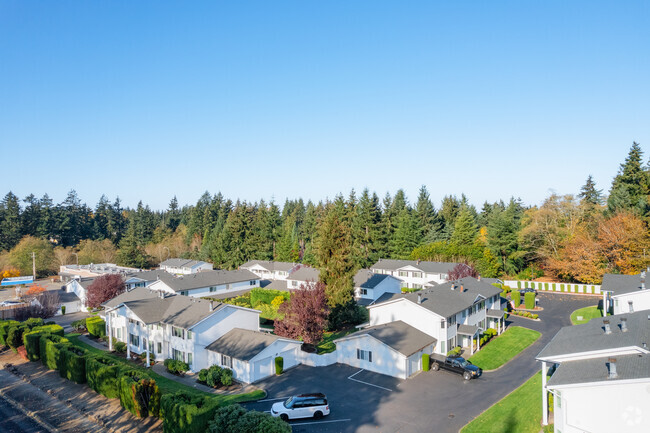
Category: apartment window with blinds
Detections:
[
  {"x1": 357, "y1": 349, "x2": 372, "y2": 362},
  {"x1": 129, "y1": 333, "x2": 139, "y2": 347},
  {"x1": 399, "y1": 271, "x2": 408, "y2": 277},
  {"x1": 172, "y1": 327, "x2": 184, "y2": 339},
  {"x1": 221, "y1": 354, "x2": 232, "y2": 368},
  {"x1": 172, "y1": 349, "x2": 184, "y2": 362},
  {"x1": 412, "y1": 272, "x2": 422, "y2": 278}
]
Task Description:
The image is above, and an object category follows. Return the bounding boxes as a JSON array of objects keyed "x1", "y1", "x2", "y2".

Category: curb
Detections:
[{"x1": 0, "y1": 387, "x2": 60, "y2": 433}]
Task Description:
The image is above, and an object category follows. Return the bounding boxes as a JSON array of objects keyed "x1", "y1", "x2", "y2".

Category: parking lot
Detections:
[{"x1": 243, "y1": 292, "x2": 597, "y2": 433}]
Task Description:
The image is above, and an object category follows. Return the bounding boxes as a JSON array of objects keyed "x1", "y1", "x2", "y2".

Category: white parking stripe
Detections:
[
  {"x1": 347, "y1": 369, "x2": 393, "y2": 392},
  {"x1": 257, "y1": 397, "x2": 290, "y2": 402},
  {"x1": 291, "y1": 418, "x2": 352, "y2": 426}
]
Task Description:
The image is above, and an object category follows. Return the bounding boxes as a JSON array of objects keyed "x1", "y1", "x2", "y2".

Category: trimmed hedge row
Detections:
[
  {"x1": 86, "y1": 356, "x2": 122, "y2": 398},
  {"x1": 86, "y1": 316, "x2": 106, "y2": 338},
  {"x1": 118, "y1": 369, "x2": 161, "y2": 418},
  {"x1": 0, "y1": 320, "x2": 19, "y2": 346},
  {"x1": 63, "y1": 346, "x2": 88, "y2": 383},
  {"x1": 160, "y1": 391, "x2": 220, "y2": 433},
  {"x1": 250, "y1": 288, "x2": 290, "y2": 308}
]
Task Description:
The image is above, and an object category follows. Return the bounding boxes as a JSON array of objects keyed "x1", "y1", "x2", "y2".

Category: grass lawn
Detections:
[
  {"x1": 461, "y1": 371, "x2": 542, "y2": 433},
  {"x1": 570, "y1": 305, "x2": 602, "y2": 325},
  {"x1": 316, "y1": 328, "x2": 356, "y2": 354},
  {"x1": 468, "y1": 326, "x2": 541, "y2": 371},
  {"x1": 67, "y1": 333, "x2": 264, "y2": 403}
]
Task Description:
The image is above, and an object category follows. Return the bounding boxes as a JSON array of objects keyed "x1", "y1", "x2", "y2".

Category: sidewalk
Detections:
[{"x1": 78, "y1": 334, "x2": 264, "y2": 397}]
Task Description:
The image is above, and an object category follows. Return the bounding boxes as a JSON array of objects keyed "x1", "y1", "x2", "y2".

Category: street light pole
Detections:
[
  {"x1": 31, "y1": 252, "x2": 36, "y2": 279},
  {"x1": 72, "y1": 252, "x2": 79, "y2": 265}
]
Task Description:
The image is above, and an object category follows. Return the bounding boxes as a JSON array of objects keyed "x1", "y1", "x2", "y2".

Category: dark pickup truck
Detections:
[{"x1": 430, "y1": 354, "x2": 482, "y2": 380}]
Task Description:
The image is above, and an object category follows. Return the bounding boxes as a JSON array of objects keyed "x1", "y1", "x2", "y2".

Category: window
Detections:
[
  {"x1": 360, "y1": 289, "x2": 368, "y2": 295},
  {"x1": 629, "y1": 301, "x2": 634, "y2": 313},
  {"x1": 187, "y1": 330, "x2": 193, "y2": 340},
  {"x1": 116, "y1": 328, "x2": 122, "y2": 339},
  {"x1": 172, "y1": 327, "x2": 184, "y2": 339},
  {"x1": 356, "y1": 349, "x2": 372, "y2": 362},
  {"x1": 187, "y1": 353, "x2": 193, "y2": 366},
  {"x1": 157, "y1": 342, "x2": 162, "y2": 354},
  {"x1": 250, "y1": 280, "x2": 256, "y2": 286},
  {"x1": 172, "y1": 349, "x2": 184, "y2": 362},
  {"x1": 448, "y1": 315, "x2": 456, "y2": 326},
  {"x1": 399, "y1": 271, "x2": 408, "y2": 277},
  {"x1": 180, "y1": 291, "x2": 187, "y2": 296},
  {"x1": 226, "y1": 284, "x2": 231, "y2": 290},
  {"x1": 221, "y1": 354, "x2": 232, "y2": 368},
  {"x1": 129, "y1": 333, "x2": 140, "y2": 347},
  {"x1": 413, "y1": 284, "x2": 422, "y2": 289},
  {"x1": 412, "y1": 272, "x2": 422, "y2": 278},
  {"x1": 557, "y1": 391, "x2": 562, "y2": 408},
  {"x1": 209, "y1": 286, "x2": 217, "y2": 292},
  {"x1": 292, "y1": 280, "x2": 298, "y2": 287}
]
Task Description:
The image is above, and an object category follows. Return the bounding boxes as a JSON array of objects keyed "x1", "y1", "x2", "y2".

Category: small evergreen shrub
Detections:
[
  {"x1": 160, "y1": 391, "x2": 220, "y2": 433},
  {"x1": 275, "y1": 356, "x2": 283, "y2": 375},
  {"x1": 220, "y1": 368, "x2": 233, "y2": 386},
  {"x1": 61, "y1": 305, "x2": 66, "y2": 315},
  {"x1": 198, "y1": 368, "x2": 209, "y2": 383},
  {"x1": 164, "y1": 359, "x2": 189, "y2": 375},
  {"x1": 512, "y1": 293, "x2": 521, "y2": 308},
  {"x1": 63, "y1": 346, "x2": 88, "y2": 383},
  {"x1": 86, "y1": 316, "x2": 106, "y2": 338},
  {"x1": 118, "y1": 369, "x2": 161, "y2": 418},
  {"x1": 524, "y1": 292, "x2": 536, "y2": 309},
  {"x1": 422, "y1": 353, "x2": 430, "y2": 371},
  {"x1": 532, "y1": 314, "x2": 539, "y2": 319},
  {"x1": 447, "y1": 346, "x2": 462, "y2": 356},
  {"x1": 39, "y1": 334, "x2": 69, "y2": 370},
  {"x1": 71, "y1": 319, "x2": 87, "y2": 332},
  {"x1": 7, "y1": 325, "x2": 29, "y2": 352},
  {"x1": 86, "y1": 356, "x2": 121, "y2": 398},
  {"x1": 209, "y1": 404, "x2": 291, "y2": 433},
  {"x1": 25, "y1": 318, "x2": 44, "y2": 328},
  {"x1": 0, "y1": 320, "x2": 19, "y2": 346}
]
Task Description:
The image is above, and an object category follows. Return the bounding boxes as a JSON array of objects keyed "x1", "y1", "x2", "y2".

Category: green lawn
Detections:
[
  {"x1": 316, "y1": 328, "x2": 356, "y2": 354},
  {"x1": 461, "y1": 371, "x2": 542, "y2": 433},
  {"x1": 468, "y1": 326, "x2": 541, "y2": 371},
  {"x1": 67, "y1": 333, "x2": 264, "y2": 403},
  {"x1": 570, "y1": 305, "x2": 602, "y2": 325}
]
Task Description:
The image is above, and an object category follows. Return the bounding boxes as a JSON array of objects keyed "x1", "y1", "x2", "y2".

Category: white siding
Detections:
[
  {"x1": 613, "y1": 291, "x2": 650, "y2": 315},
  {"x1": 369, "y1": 300, "x2": 444, "y2": 346},
  {"x1": 336, "y1": 334, "x2": 408, "y2": 379}
]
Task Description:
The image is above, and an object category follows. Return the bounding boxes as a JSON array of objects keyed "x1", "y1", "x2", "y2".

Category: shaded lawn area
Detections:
[
  {"x1": 461, "y1": 371, "x2": 542, "y2": 433},
  {"x1": 468, "y1": 326, "x2": 541, "y2": 371},
  {"x1": 67, "y1": 333, "x2": 264, "y2": 403},
  {"x1": 570, "y1": 305, "x2": 602, "y2": 325},
  {"x1": 316, "y1": 328, "x2": 356, "y2": 354}
]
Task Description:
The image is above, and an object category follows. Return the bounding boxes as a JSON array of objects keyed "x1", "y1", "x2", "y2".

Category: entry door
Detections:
[{"x1": 253, "y1": 356, "x2": 274, "y2": 381}]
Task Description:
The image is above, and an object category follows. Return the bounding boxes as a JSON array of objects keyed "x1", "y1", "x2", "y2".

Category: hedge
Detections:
[
  {"x1": 512, "y1": 293, "x2": 521, "y2": 308},
  {"x1": 86, "y1": 356, "x2": 122, "y2": 398},
  {"x1": 33, "y1": 324, "x2": 65, "y2": 337},
  {"x1": 160, "y1": 391, "x2": 220, "y2": 433},
  {"x1": 63, "y1": 346, "x2": 88, "y2": 383},
  {"x1": 275, "y1": 356, "x2": 283, "y2": 375},
  {"x1": 209, "y1": 405, "x2": 292, "y2": 433},
  {"x1": 422, "y1": 354, "x2": 430, "y2": 372},
  {"x1": 524, "y1": 292, "x2": 536, "y2": 310},
  {"x1": 0, "y1": 320, "x2": 20, "y2": 346},
  {"x1": 250, "y1": 288, "x2": 291, "y2": 307},
  {"x1": 86, "y1": 316, "x2": 106, "y2": 338},
  {"x1": 118, "y1": 369, "x2": 161, "y2": 418},
  {"x1": 23, "y1": 330, "x2": 45, "y2": 361},
  {"x1": 6, "y1": 324, "x2": 29, "y2": 352},
  {"x1": 164, "y1": 358, "x2": 189, "y2": 375},
  {"x1": 39, "y1": 334, "x2": 69, "y2": 369}
]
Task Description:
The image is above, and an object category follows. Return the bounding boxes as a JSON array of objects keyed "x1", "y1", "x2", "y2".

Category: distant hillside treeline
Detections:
[{"x1": 1, "y1": 143, "x2": 649, "y2": 284}]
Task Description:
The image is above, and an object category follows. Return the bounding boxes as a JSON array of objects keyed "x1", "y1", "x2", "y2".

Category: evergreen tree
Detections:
[
  {"x1": 487, "y1": 199, "x2": 522, "y2": 274},
  {"x1": 390, "y1": 208, "x2": 421, "y2": 259},
  {"x1": 450, "y1": 206, "x2": 478, "y2": 247},
  {"x1": 93, "y1": 195, "x2": 111, "y2": 240},
  {"x1": 116, "y1": 221, "x2": 150, "y2": 268},
  {"x1": 21, "y1": 194, "x2": 41, "y2": 238},
  {"x1": 415, "y1": 185, "x2": 435, "y2": 237},
  {"x1": 166, "y1": 196, "x2": 181, "y2": 231},
  {"x1": 351, "y1": 189, "x2": 382, "y2": 268},
  {"x1": 608, "y1": 142, "x2": 649, "y2": 214},
  {"x1": 37, "y1": 194, "x2": 54, "y2": 239},
  {"x1": 0, "y1": 192, "x2": 22, "y2": 251},
  {"x1": 579, "y1": 175, "x2": 603, "y2": 206}
]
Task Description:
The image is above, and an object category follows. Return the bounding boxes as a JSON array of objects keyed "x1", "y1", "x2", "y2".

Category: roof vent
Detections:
[
  {"x1": 451, "y1": 284, "x2": 456, "y2": 291},
  {"x1": 460, "y1": 285, "x2": 465, "y2": 293},
  {"x1": 478, "y1": 275, "x2": 481, "y2": 281},
  {"x1": 417, "y1": 294, "x2": 422, "y2": 304},
  {"x1": 607, "y1": 357, "x2": 618, "y2": 379},
  {"x1": 209, "y1": 300, "x2": 214, "y2": 312},
  {"x1": 620, "y1": 317, "x2": 628, "y2": 332},
  {"x1": 603, "y1": 319, "x2": 611, "y2": 335}
]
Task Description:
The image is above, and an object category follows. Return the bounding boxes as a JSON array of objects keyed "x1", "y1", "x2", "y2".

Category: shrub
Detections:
[
  {"x1": 512, "y1": 293, "x2": 521, "y2": 308},
  {"x1": 86, "y1": 356, "x2": 121, "y2": 398},
  {"x1": 250, "y1": 288, "x2": 290, "y2": 308},
  {"x1": 61, "y1": 305, "x2": 66, "y2": 315},
  {"x1": 206, "y1": 365, "x2": 223, "y2": 387},
  {"x1": 71, "y1": 319, "x2": 87, "y2": 332},
  {"x1": 532, "y1": 314, "x2": 539, "y2": 319},
  {"x1": 198, "y1": 368, "x2": 209, "y2": 383},
  {"x1": 7, "y1": 324, "x2": 29, "y2": 352},
  {"x1": 160, "y1": 391, "x2": 220, "y2": 433},
  {"x1": 220, "y1": 368, "x2": 233, "y2": 386},
  {"x1": 63, "y1": 346, "x2": 88, "y2": 383},
  {"x1": 164, "y1": 359, "x2": 189, "y2": 375},
  {"x1": 32, "y1": 324, "x2": 64, "y2": 337},
  {"x1": 209, "y1": 404, "x2": 291, "y2": 433},
  {"x1": 275, "y1": 356, "x2": 283, "y2": 375},
  {"x1": 118, "y1": 369, "x2": 161, "y2": 418},
  {"x1": 422, "y1": 354, "x2": 430, "y2": 372},
  {"x1": 524, "y1": 292, "x2": 536, "y2": 310},
  {"x1": 23, "y1": 330, "x2": 45, "y2": 361},
  {"x1": 39, "y1": 334, "x2": 69, "y2": 370},
  {"x1": 25, "y1": 318, "x2": 44, "y2": 328},
  {"x1": 447, "y1": 346, "x2": 461, "y2": 356},
  {"x1": 0, "y1": 320, "x2": 19, "y2": 346},
  {"x1": 86, "y1": 316, "x2": 106, "y2": 338},
  {"x1": 113, "y1": 340, "x2": 127, "y2": 353}
]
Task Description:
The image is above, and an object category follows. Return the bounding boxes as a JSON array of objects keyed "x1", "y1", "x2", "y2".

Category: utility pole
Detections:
[{"x1": 32, "y1": 252, "x2": 36, "y2": 279}]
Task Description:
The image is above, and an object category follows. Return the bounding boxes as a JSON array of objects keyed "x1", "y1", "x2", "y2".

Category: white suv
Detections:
[{"x1": 271, "y1": 393, "x2": 330, "y2": 420}]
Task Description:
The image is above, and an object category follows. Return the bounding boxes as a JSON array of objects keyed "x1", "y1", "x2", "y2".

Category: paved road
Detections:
[
  {"x1": 0, "y1": 396, "x2": 45, "y2": 433},
  {"x1": 244, "y1": 292, "x2": 598, "y2": 433}
]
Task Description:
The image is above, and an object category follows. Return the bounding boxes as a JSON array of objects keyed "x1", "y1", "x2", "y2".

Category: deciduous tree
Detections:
[
  {"x1": 274, "y1": 282, "x2": 329, "y2": 345},
  {"x1": 85, "y1": 273, "x2": 126, "y2": 309}
]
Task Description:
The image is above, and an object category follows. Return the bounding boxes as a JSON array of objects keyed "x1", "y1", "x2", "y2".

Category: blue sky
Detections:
[{"x1": 1, "y1": 1, "x2": 649, "y2": 210}]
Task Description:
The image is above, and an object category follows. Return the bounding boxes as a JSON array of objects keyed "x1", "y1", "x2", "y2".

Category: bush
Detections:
[
  {"x1": 524, "y1": 292, "x2": 536, "y2": 310},
  {"x1": 0, "y1": 320, "x2": 19, "y2": 346},
  {"x1": 220, "y1": 368, "x2": 233, "y2": 386},
  {"x1": 86, "y1": 356, "x2": 121, "y2": 398},
  {"x1": 32, "y1": 324, "x2": 64, "y2": 337},
  {"x1": 160, "y1": 391, "x2": 220, "y2": 433},
  {"x1": 86, "y1": 316, "x2": 106, "y2": 338},
  {"x1": 63, "y1": 346, "x2": 87, "y2": 383},
  {"x1": 25, "y1": 318, "x2": 44, "y2": 328},
  {"x1": 198, "y1": 368, "x2": 209, "y2": 383},
  {"x1": 532, "y1": 314, "x2": 539, "y2": 319},
  {"x1": 447, "y1": 346, "x2": 461, "y2": 356},
  {"x1": 23, "y1": 330, "x2": 45, "y2": 361},
  {"x1": 209, "y1": 404, "x2": 291, "y2": 433},
  {"x1": 512, "y1": 293, "x2": 521, "y2": 308},
  {"x1": 422, "y1": 354, "x2": 430, "y2": 372},
  {"x1": 250, "y1": 288, "x2": 290, "y2": 308},
  {"x1": 39, "y1": 334, "x2": 69, "y2": 370},
  {"x1": 204, "y1": 365, "x2": 223, "y2": 387},
  {"x1": 118, "y1": 369, "x2": 161, "y2": 418},
  {"x1": 113, "y1": 340, "x2": 127, "y2": 353},
  {"x1": 6, "y1": 324, "x2": 28, "y2": 352},
  {"x1": 71, "y1": 319, "x2": 87, "y2": 332},
  {"x1": 275, "y1": 356, "x2": 283, "y2": 375},
  {"x1": 61, "y1": 305, "x2": 66, "y2": 315},
  {"x1": 164, "y1": 358, "x2": 189, "y2": 375},
  {"x1": 327, "y1": 300, "x2": 368, "y2": 330}
]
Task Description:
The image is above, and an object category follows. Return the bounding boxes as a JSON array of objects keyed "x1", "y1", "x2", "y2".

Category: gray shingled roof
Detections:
[
  {"x1": 601, "y1": 273, "x2": 647, "y2": 296},
  {"x1": 125, "y1": 270, "x2": 171, "y2": 282},
  {"x1": 240, "y1": 260, "x2": 297, "y2": 273},
  {"x1": 536, "y1": 310, "x2": 650, "y2": 360},
  {"x1": 547, "y1": 354, "x2": 650, "y2": 387},
  {"x1": 103, "y1": 286, "x2": 228, "y2": 328},
  {"x1": 354, "y1": 269, "x2": 395, "y2": 289},
  {"x1": 59, "y1": 291, "x2": 81, "y2": 303},
  {"x1": 370, "y1": 277, "x2": 502, "y2": 318},
  {"x1": 486, "y1": 309, "x2": 505, "y2": 318},
  {"x1": 370, "y1": 259, "x2": 459, "y2": 274},
  {"x1": 264, "y1": 280, "x2": 289, "y2": 291},
  {"x1": 205, "y1": 328, "x2": 297, "y2": 361},
  {"x1": 160, "y1": 258, "x2": 212, "y2": 270},
  {"x1": 457, "y1": 324, "x2": 480, "y2": 336},
  {"x1": 156, "y1": 269, "x2": 259, "y2": 292},
  {"x1": 287, "y1": 266, "x2": 320, "y2": 282},
  {"x1": 338, "y1": 321, "x2": 437, "y2": 357}
]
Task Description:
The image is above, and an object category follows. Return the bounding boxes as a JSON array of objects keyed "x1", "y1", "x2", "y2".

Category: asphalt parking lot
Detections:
[{"x1": 243, "y1": 292, "x2": 598, "y2": 433}]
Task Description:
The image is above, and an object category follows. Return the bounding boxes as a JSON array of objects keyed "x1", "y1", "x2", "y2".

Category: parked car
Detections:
[
  {"x1": 519, "y1": 287, "x2": 537, "y2": 294},
  {"x1": 430, "y1": 354, "x2": 482, "y2": 380},
  {"x1": 271, "y1": 393, "x2": 330, "y2": 421}
]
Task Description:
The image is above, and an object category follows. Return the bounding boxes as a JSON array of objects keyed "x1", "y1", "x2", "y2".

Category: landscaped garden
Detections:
[
  {"x1": 468, "y1": 326, "x2": 541, "y2": 371},
  {"x1": 570, "y1": 305, "x2": 602, "y2": 325},
  {"x1": 461, "y1": 371, "x2": 543, "y2": 433}
]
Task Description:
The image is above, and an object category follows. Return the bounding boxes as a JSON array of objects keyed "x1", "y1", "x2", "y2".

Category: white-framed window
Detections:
[
  {"x1": 357, "y1": 349, "x2": 372, "y2": 362},
  {"x1": 129, "y1": 333, "x2": 139, "y2": 347},
  {"x1": 221, "y1": 354, "x2": 232, "y2": 368},
  {"x1": 629, "y1": 301, "x2": 634, "y2": 312},
  {"x1": 172, "y1": 327, "x2": 184, "y2": 339},
  {"x1": 172, "y1": 348, "x2": 184, "y2": 362},
  {"x1": 187, "y1": 330, "x2": 193, "y2": 340},
  {"x1": 399, "y1": 271, "x2": 408, "y2": 277},
  {"x1": 360, "y1": 289, "x2": 368, "y2": 295},
  {"x1": 292, "y1": 281, "x2": 298, "y2": 287},
  {"x1": 209, "y1": 286, "x2": 217, "y2": 292},
  {"x1": 187, "y1": 353, "x2": 193, "y2": 366},
  {"x1": 413, "y1": 284, "x2": 422, "y2": 289},
  {"x1": 157, "y1": 342, "x2": 162, "y2": 354},
  {"x1": 412, "y1": 272, "x2": 422, "y2": 278}
]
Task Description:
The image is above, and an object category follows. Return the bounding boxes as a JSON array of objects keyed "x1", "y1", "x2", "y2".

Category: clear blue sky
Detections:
[{"x1": 1, "y1": 1, "x2": 649, "y2": 210}]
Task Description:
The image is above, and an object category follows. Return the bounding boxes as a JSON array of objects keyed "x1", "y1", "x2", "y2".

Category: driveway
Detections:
[{"x1": 243, "y1": 292, "x2": 597, "y2": 433}]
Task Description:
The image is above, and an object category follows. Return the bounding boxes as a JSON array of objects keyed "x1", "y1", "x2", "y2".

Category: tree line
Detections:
[{"x1": 1, "y1": 143, "x2": 649, "y2": 290}]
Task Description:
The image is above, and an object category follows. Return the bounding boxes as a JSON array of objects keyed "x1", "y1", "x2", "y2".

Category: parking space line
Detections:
[
  {"x1": 347, "y1": 369, "x2": 393, "y2": 392},
  {"x1": 257, "y1": 397, "x2": 290, "y2": 402},
  {"x1": 292, "y1": 418, "x2": 352, "y2": 426}
]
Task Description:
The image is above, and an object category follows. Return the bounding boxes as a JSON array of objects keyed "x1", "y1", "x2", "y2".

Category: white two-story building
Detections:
[
  {"x1": 353, "y1": 269, "x2": 403, "y2": 306},
  {"x1": 240, "y1": 260, "x2": 299, "y2": 281},
  {"x1": 370, "y1": 259, "x2": 459, "y2": 289},
  {"x1": 601, "y1": 270, "x2": 650, "y2": 315},
  {"x1": 159, "y1": 258, "x2": 213, "y2": 275},
  {"x1": 102, "y1": 287, "x2": 302, "y2": 383},
  {"x1": 146, "y1": 269, "x2": 260, "y2": 299},
  {"x1": 537, "y1": 311, "x2": 650, "y2": 433}
]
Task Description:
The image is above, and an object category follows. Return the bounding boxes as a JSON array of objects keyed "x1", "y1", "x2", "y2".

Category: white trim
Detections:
[{"x1": 547, "y1": 377, "x2": 650, "y2": 390}]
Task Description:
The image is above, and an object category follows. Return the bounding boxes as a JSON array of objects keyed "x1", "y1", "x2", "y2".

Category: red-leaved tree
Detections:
[
  {"x1": 448, "y1": 262, "x2": 479, "y2": 281},
  {"x1": 274, "y1": 282, "x2": 329, "y2": 346},
  {"x1": 85, "y1": 274, "x2": 126, "y2": 309}
]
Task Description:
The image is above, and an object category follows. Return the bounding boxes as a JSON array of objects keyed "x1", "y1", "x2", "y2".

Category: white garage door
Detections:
[
  {"x1": 407, "y1": 355, "x2": 420, "y2": 377},
  {"x1": 252, "y1": 356, "x2": 274, "y2": 382},
  {"x1": 278, "y1": 349, "x2": 297, "y2": 369}
]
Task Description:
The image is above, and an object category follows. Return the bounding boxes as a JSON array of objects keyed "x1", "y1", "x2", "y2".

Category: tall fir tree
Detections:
[
  {"x1": 0, "y1": 192, "x2": 22, "y2": 251},
  {"x1": 390, "y1": 208, "x2": 421, "y2": 259},
  {"x1": 450, "y1": 206, "x2": 478, "y2": 247}
]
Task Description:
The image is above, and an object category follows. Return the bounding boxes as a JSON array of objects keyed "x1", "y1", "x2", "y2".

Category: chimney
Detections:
[
  {"x1": 478, "y1": 275, "x2": 481, "y2": 282},
  {"x1": 417, "y1": 294, "x2": 422, "y2": 304},
  {"x1": 620, "y1": 317, "x2": 628, "y2": 332},
  {"x1": 603, "y1": 319, "x2": 611, "y2": 335},
  {"x1": 209, "y1": 300, "x2": 214, "y2": 312},
  {"x1": 608, "y1": 358, "x2": 618, "y2": 379}
]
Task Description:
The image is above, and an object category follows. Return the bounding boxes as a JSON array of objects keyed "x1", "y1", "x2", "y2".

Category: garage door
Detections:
[
  {"x1": 407, "y1": 356, "x2": 420, "y2": 377},
  {"x1": 278, "y1": 349, "x2": 297, "y2": 369},
  {"x1": 252, "y1": 356, "x2": 274, "y2": 382}
]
